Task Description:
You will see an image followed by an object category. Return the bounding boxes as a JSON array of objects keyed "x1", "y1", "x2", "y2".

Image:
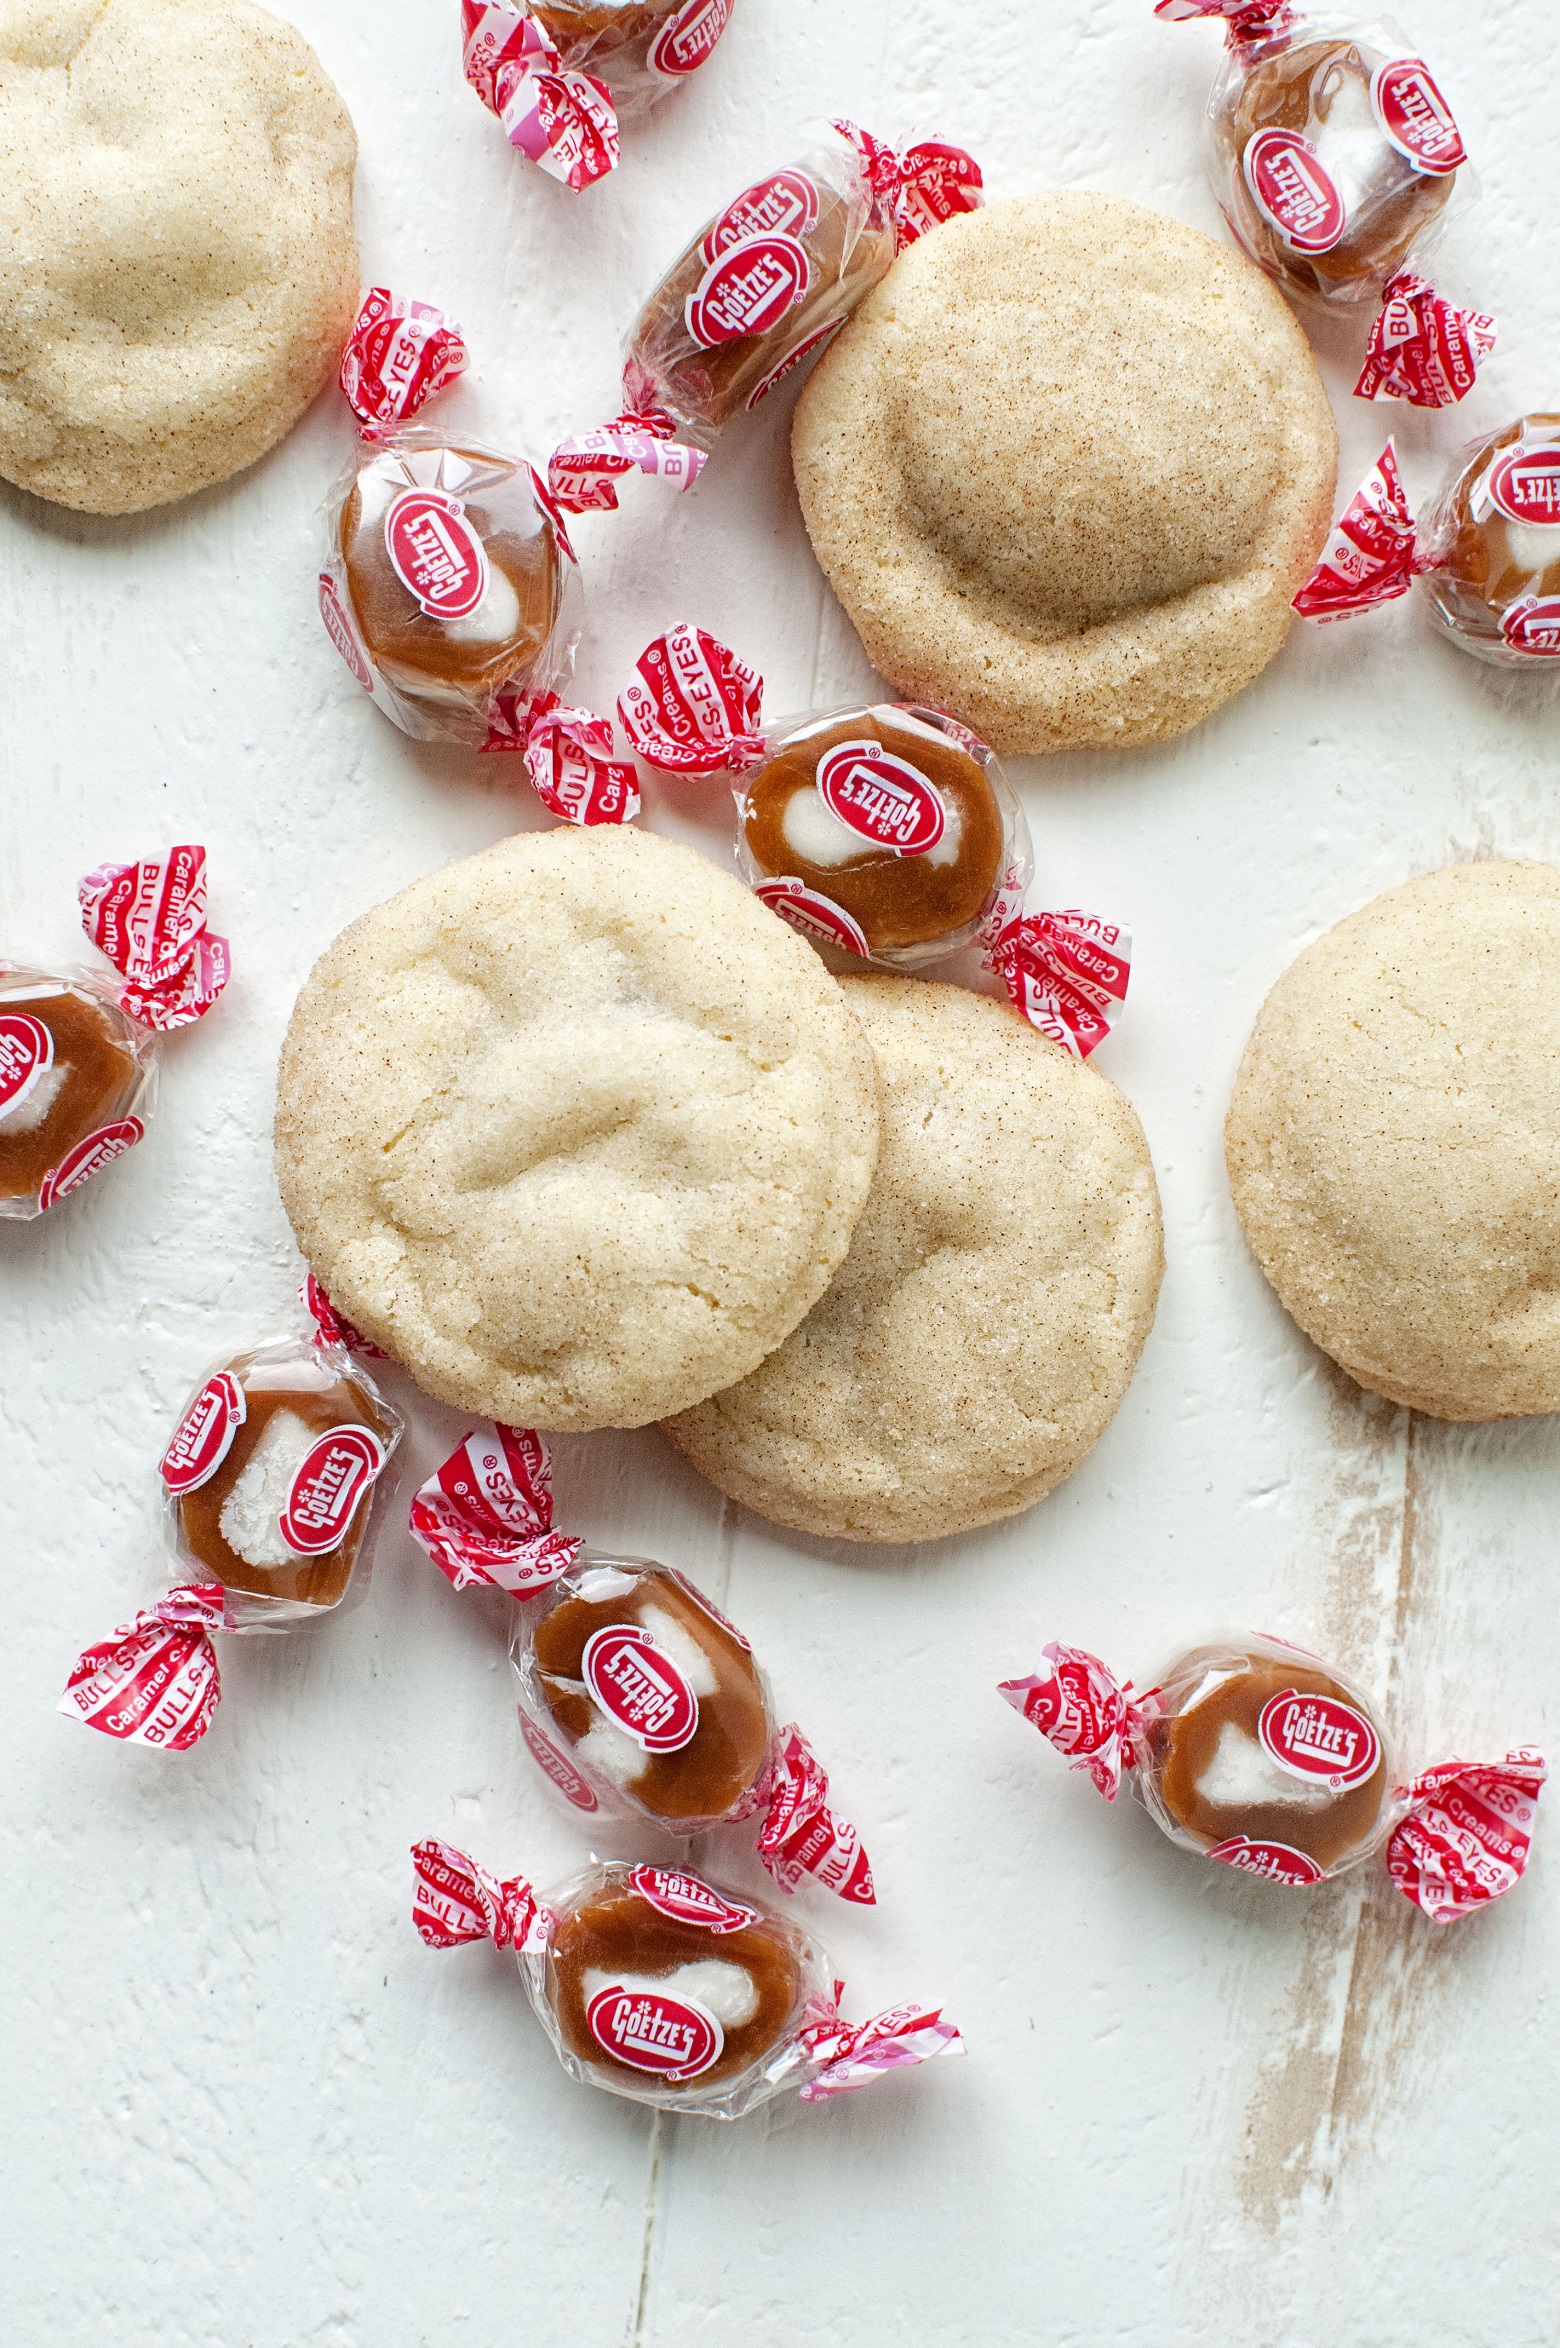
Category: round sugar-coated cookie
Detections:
[
  {"x1": 0, "y1": 0, "x2": 358, "y2": 515},
  {"x1": 1226, "y1": 862, "x2": 1560, "y2": 1420},
  {"x1": 791, "y1": 192, "x2": 1336, "y2": 758},
  {"x1": 274, "y1": 826, "x2": 882, "y2": 1433},
  {"x1": 662, "y1": 976, "x2": 1164, "y2": 1542}
]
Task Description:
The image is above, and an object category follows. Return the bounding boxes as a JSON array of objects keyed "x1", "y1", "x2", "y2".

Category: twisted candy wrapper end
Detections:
[
  {"x1": 757, "y1": 1726, "x2": 875, "y2": 1904},
  {"x1": 797, "y1": 1997, "x2": 965, "y2": 2101},
  {"x1": 409, "y1": 1422, "x2": 583, "y2": 1598},
  {"x1": 548, "y1": 411, "x2": 706, "y2": 516},
  {"x1": 1292, "y1": 440, "x2": 1430, "y2": 622},
  {"x1": 301, "y1": 1274, "x2": 389, "y2": 1360},
  {"x1": 1387, "y1": 1750, "x2": 1546, "y2": 1924},
  {"x1": 998, "y1": 1643, "x2": 1152, "y2": 1801},
  {"x1": 1154, "y1": 0, "x2": 1296, "y2": 46},
  {"x1": 831, "y1": 120, "x2": 985, "y2": 252},
  {"x1": 984, "y1": 911, "x2": 1132, "y2": 1061},
  {"x1": 79, "y1": 846, "x2": 230, "y2": 1031},
  {"x1": 1354, "y1": 274, "x2": 1496, "y2": 411},
  {"x1": 339, "y1": 289, "x2": 469, "y2": 434},
  {"x1": 59, "y1": 1585, "x2": 227, "y2": 1753},
  {"x1": 412, "y1": 1838, "x2": 548, "y2": 1952},
  {"x1": 617, "y1": 624, "x2": 766, "y2": 775},
  {"x1": 461, "y1": 1, "x2": 619, "y2": 190},
  {"x1": 522, "y1": 694, "x2": 641, "y2": 826}
]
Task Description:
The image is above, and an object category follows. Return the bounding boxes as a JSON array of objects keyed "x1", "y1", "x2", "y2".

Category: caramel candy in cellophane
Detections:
[
  {"x1": 0, "y1": 969, "x2": 155, "y2": 1220},
  {"x1": 1420, "y1": 415, "x2": 1560, "y2": 666}
]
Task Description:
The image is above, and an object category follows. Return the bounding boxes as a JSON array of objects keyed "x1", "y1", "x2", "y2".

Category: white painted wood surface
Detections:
[{"x1": 4, "y1": 2, "x2": 1559, "y2": 2340}]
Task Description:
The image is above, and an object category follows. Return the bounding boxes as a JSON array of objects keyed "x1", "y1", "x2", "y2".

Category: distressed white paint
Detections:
[{"x1": 2, "y1": 2, "x2": 1558, "y2": 2343}]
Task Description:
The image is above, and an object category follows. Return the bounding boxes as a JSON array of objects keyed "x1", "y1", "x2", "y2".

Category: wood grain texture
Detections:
[{"x1": 1, "y1": 2, "x2": 1557, "y2": 2343}]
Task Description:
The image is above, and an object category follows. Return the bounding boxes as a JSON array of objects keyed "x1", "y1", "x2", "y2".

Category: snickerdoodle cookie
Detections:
[
  {"x1": 1226, "y1": 861, "x2": 1560, "y2": 1420},
  {"x1": 275, "y1": 825, "x2": 882, "y2": 1433},
  {"x1": 0, "y1": 0, "x2": 358, "y2": 514},
  {"x1": 663, "y1": 976, "x2": 1163, "y2": 1541},
  {"x1": 792, "y1": 191, "x2": 1335, "y2": 757}
]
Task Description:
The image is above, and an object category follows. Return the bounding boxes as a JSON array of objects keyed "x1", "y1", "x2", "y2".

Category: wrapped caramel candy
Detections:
[
  {"x1": 320, "y1": 290, "x2": 697, "y2": 811},
  {"x1": 1000, "y1": 1635, "x2": 1545, "y2": 1920},
  {"x1": 1158, "y1": 3, "x2": 1495, "y2": 406},
  {"x1": 615, "y1": 623, "x2": 1132, "y2": 1057},
  {"x1": 543, "y1": 121, "x2": 979, "y2": 483},
  {"x1": 412, "y1": 1844, "x2": 961, "y2": 2118},
  {"x1": 1293, "y1": 426, "x2": 1560, "y2": 666},
  {"x1": 1, "y1": 849, "x2": 228, "y2": 1223},
  {"x1": 408, "y1": 1423, "x2": 874, "y2": 1899},
  {"x1": 461, "y1": 0, "x2": 734, "y2": 193},
  {"x1": 60, "y1": 1331, "x2": 403, "y2": 1751}
]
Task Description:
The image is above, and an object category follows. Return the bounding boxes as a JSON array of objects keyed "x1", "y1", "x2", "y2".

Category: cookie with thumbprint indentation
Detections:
[
  {"x1": 0, "y1": 0, "x2": 358, "y2": 514},
  {"x1": 662, "y1": 975, "x2": 1164, "y2": 1542},
  {"x1": 791, "y1": 191, "x2": 1336, "y2": 757},
  {"x1": 274, "y1": 825, "x2": 882, "y2": 1433},
  {"x1": 1227, "y1": 860, "x2": 1560, "y2": 1421}
]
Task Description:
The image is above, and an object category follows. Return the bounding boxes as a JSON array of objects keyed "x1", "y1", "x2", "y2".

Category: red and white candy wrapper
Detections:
[
  {"x1": 756, "y1": 1727, "x2": 876, "y2": 1904},
  {"x1": 830, "y1": 120, "x2": 986, "y2": 254},
  {"x1": 60, "y1": 1331, "x2": 403, "y2": 1751},
  {"x1": 983, "y1": 911, "x2": 1132, "y2": 1063},
  {"x1": 617, "y1": 622, "x2": 766, "y2": 773},
  {"x1": 410, "y1": 1433, "x2": 871, "y2": 1899},
  {"x1": 301, "y1": 1273, "x2": 389, "y2": 1360},
  {"x1": 998, "y1": 1643, "x2": 1151, "y2": 1801},
  {"x1": 340, "y1": 289, "x2": 469, "y2": 434},
  {"x1": 79, "y1": 846, "x2": 230, "y2": 1032},
  {"x1": 1353, "y1": 271, "x2": 1497, "y2": 409},
  {"x1": 411, "y1": 1844, "x2": 959, "y2": 2119},
  {"x1": 409, "y1": 1421, "x2": 583, "y2": 1597},
  {"x1": 58, "y1": 1585, "x2": 226, "y2": 1753},
  {"x1": 1001, "y1": 1632, "x2": 1544, "y2": 1921},
  {"x1": 461, "y1": 2, "x2": 617, "y2": 191},
  {"x1": 1387, "y1": 1752, "x2": 1547, "y2": 1924},
  {"x1": 1166, "y1": 5, "x2": 1491, "y2": 403},
  {"x1": 522, "y1": 694, "x2": 641, "y2": 825},
  {"x1": 795, "y1": 1996, "x2": 965, "y2": 2103},
  {"x1": 547, "y1": 411, "x2": 706, "y2": 516},
  {"x1": 1291, "y1": 439, "x2": 1426, "y2": 620}
]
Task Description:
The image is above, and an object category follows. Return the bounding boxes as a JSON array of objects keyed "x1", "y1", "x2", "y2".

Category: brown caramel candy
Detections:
[
  {"x1": 1223, "y1": 40, "x2": 1452, "y2": 303},
  {"x1": 0, "y1": 974, "x2": 143, "y2": 1208},
  {"x1": 741, "y1": 714, "x2": 1005, "y2": 954},
  {"x1": 1424, "y1": 416, "x2": 1560, "y2": 657},
  {"x1": 533, "y1": 1, "x2": 680, "y2": 93},
  {"x1": 548, "y1": 1871, "x2": 804, "y2": 2090},
  {"x1": 1147, "y1": 1644, "x2": 1389, "y2": 1874},
  {"x1": 533, "y1": 1565, "x2": 770, "y2": 1822},
  {"x1": 171, "y1": 1346, "x2": 396, "y2": 1610},
  {"x1": 338, "y1": 440, "x2": 563, "y2": 717},
  {"x1": 626, "y1": 158, "x2": 894, "y2": 443}
]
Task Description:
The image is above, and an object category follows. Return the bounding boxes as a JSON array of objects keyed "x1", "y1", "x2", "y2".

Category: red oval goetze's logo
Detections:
[
  {"x1": 746, "y1": 316, "x2": 846, "y2": 410},
  {"x1": 1486, "y1": 445, "x2": 1560, "y2": 528},
  {"x1": 816, "y1": 739, "x2": 948, "y2": 856},
  {"x1": 685, "y1": 235, "x2": 812, "y2": 348},
  {"x1": 650, "y1": 0, "x2": 735, "y2": 80},
  {"x1": 1371, "y1": 57, "x2": 1466, "y2": 175},
  {"x1": 585, "y1": 1982, "x2": 724, "y2": 2080},
  {"x1": 1207, "y1": 1837, "x2": 1326, "y2": 1888},
  {"x1": 317, "y1": 571, "x2": 374, "y2": 690},
  {"x1": 37, "y1": 1117, "x2": 144, "y2": 1211},
  {"x1": 753, "y1": 877, "x2": 870, "y2": 959},
  {"x1": 1242, "y1": 128, "x2": 1348, "y2": 253},
  {"x1": 582, "y1": 1623, "x2": 700, "y2": 1751},
  {"x1": 630, "y1": 1865, "x2": 759, "y2": 1934},
  {"x1": 383, "y1": 489, "x2": 489, "y2": 621},
  {"x1": 1501, "y1": 597, "x2": 1560, "y2": 657},
  {"x1": 702, "y1": 168, "x2": 821, "y2": 261},
  {"x1": 279, "y1": 1424, "x2": 387, "y2": 1556},
  {"x1": 0, "y1": 1011, "x2": 53, "y2": 1116},
  {"x1": 160, "y1": 1372, "x2": 247, "y2": 1497},
  {"x1": 520, "y1": 1713, "x2": 600, "y2": 1812},
  {"x1": 1257, "y1": 1690, "x2": 1382, "y2": 1790}
]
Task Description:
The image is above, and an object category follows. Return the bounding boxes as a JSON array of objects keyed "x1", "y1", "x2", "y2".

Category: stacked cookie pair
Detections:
[{"x1": 275, "y1": 822, "x2": 1164, "y2": 1542}]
